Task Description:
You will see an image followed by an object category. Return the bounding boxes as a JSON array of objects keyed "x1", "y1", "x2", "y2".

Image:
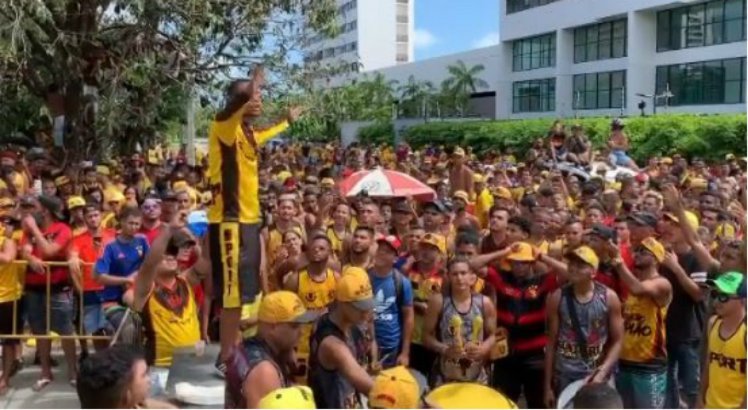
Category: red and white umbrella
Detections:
[{"x1": 339, "y1": 168, "x2": 436, "y2": 201}]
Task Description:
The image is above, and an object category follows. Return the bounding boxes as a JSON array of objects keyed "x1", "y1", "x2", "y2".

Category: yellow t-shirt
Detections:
[
  {"x1": 621, "y1": 293, "x2": 668, "y2": 366},
  {"x1": 705, "y1": 318, "x2": 747, "y2": 409},
  {"x1": 295, "y1": 269, "x2": 337, "y2": 382},
  {"x1": 475, "y1": 188, "x2": 494, "y2": 229},
  {"x1": 0, "y1": 236, "x2": 21, "y2": 304},
  {"x1": 207, "y1": 109, "x2": 288, "y2": 224},
  {"x1": 144, "y1": 278, "x2": 201, "y2": 367}
]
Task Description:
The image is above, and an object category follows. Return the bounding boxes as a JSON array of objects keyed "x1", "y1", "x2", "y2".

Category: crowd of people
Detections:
[{"x1": 0, "y1": 67, "x2": 744, "y2": 410}]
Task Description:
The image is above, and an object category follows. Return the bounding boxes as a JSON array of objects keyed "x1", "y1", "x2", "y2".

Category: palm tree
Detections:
[
  {"x1": 397, "y1": 75, "x2": 434, "y2": 118},
  {"x1": 442, "y1": 60, "x2": 489, "y2": 116}
]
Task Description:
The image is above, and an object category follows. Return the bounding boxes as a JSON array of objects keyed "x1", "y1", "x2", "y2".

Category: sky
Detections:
[{"x1": 413, "y1": 0, "x2": 500, "y2": 61}]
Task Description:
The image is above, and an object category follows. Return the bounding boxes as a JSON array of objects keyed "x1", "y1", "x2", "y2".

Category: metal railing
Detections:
[{"x1": 0, "y1": 260, "x2": 127, "y2": 343}]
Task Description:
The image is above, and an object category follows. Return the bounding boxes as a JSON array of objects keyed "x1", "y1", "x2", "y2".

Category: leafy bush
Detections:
[
  {"x1": 398, "y1": 114, "x2": 746, "y2": 161},
  {"x1": 357, "y1": 121, "x2": 396, "y2": 145}
]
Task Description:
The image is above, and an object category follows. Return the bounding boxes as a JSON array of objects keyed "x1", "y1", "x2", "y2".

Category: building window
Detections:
[
  {"x1": 657, "y1": 0, "x2": 746, "y2": 51},
  {"x1": 506, "y1": 0, "x2": 560, "y2": 14},
  {"x1": 512, "y1": 33, "x2": 556, "y2": 71},
  {"x1": 574, "y1": 19, "x2": 627, "y2": 63},
  {"x1": 655, "y1": 57, "x2": 745, "y2": 105},
  {"x1": 512, "y1": 78, "x2": 556, "y2": 112},
  {"x1": 339, "y1": 0, "x2": 357, "y2": 15},
  {"x1": 572, "y1": 71, "x2": 626, "y2": 110}
]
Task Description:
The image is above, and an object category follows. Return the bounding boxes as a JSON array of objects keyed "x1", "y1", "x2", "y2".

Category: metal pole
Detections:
[
  {"x1": 620, "y1": 86, "x2": 625, "y2": 117},
  {"x1": 185, "y1": 84, "x2": 196, "y2": 166}
]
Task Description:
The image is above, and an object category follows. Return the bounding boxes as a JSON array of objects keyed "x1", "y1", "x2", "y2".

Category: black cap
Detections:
[
  {"x1": 38, "y1": 195, "x2": 65, "y2": 220},
  {"x1": 19, "y1": 195, "x2": 37, "y2": 208},
  {"x1": 392, "y1": 201, "x2": 412, "y2": 214},
  {"x1": 160, "y1": 189, "x2": 177, "y2": 201},
  {"x1": 587, "y1": 224, "x2": 615, "y2": 240},
  {"x1": 627, "y1": 212, "x2": 658, "y2": 228},
  {"x1": 166, "y1": 230, "x2": 197, "y2": 255},
  {"x1": 423, "y1": 200, "x2": 447, "y2": 214}
]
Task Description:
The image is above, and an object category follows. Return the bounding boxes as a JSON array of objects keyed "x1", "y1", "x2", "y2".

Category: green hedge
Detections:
[
  {"x1": 392, "y1": 114, "x2": 746, "y2": 161},
  {"x1": 357, "y1": 121, "x2": 395, "y2": 145}
]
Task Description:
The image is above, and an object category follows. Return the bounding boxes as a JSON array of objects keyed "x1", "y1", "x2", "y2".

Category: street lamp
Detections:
[{"x1": 636, "y1": 84, "x2": 674, "y2": 115}]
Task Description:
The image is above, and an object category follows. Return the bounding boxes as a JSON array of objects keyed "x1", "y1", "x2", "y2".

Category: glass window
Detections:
[
  {"x1": 512, "y1": 33, "x2": 556, "y2": 71},
  {"x1": 574, "y1": 19, "x2": 627, "y2": 63},
  {"x1": 512, "y1": 78, "x2": 556, "y2": 112},
  {"x1": 572, "y1": 70, "x2": 626, "y2": 110},
  {"x1": 658, "y1": 0, "x2": 746, "y2": 51},
  {"x1": 506, "y1": 0, "x2": 560, "y2": 14},
  {"x1": 656, "y1": 57, "x2": 745, "y2": 105}
]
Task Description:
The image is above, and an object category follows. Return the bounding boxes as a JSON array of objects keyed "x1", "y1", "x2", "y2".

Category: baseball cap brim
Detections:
[
  {"x1": 350, "y1": 298, "x2": 375, "y2": 311},
  {"x1": 290, "y1": 309, "x2": 321, "y2": 324}
]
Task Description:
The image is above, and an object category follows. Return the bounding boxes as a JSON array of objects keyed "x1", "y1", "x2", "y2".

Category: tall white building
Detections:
[
  {"x1": 361, "y1": 0, "x2": 746, "y2": 119},
  {"x1": 304, "y1": 0, "x2": 414, "y2": 80}
]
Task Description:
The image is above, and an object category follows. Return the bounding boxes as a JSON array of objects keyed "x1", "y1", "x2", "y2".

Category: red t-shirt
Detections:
[
  {"x1": 139, "y1": 223, "x2": 163, "y2": 245},
  {"x1": 71, "y1": 229, "x2": 116, "y2": 291},
  {"x1": 25, "y1": 222, "x2": 72, "y2": 289}
]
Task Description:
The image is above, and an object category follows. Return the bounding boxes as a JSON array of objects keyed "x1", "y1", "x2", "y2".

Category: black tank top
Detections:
[
  {"x1": 308, "y1": 313, "x2": 367, "y2": 409},
  {"x1": 225, "y1": 337, "x2": 289, "y2": 409}
]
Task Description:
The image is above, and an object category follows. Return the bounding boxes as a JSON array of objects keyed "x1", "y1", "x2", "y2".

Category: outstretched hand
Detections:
[{"x1": 286, "y1": 106, "x2": 305, "y2": 123}]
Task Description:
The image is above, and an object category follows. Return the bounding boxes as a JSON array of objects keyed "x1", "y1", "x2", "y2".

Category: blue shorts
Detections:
[
  {"x1": 616, "y1": 366, "x2": 667, "y2": 409},
  {"x1": 609, "y1": 150, "x2": 632, "y2": 167},
  {"x1": 82, "y1": 303, "x2": 109, "y2": 335},
  {"x1": 25, "y1": 290, "x2": 75, "y2": 336}
]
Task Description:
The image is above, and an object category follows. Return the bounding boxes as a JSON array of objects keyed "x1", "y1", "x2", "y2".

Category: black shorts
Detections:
[
  {"x1": 209, "y1": 222, "x2": 261, "y2": 308},
  {"x1": 0, "y1": 300, "x2": 23, "y2": 345}
]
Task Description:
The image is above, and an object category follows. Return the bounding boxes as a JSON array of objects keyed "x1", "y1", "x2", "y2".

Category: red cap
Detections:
[
  {"x1": 0, "y1": 151, "x2": 17, "y2": 161},
  {"x1": 635, "y1": 172, "x2": 649, "y2": 183},
  {"x1": 376, "y1": 234, "x2": 401, "y2": 252}
]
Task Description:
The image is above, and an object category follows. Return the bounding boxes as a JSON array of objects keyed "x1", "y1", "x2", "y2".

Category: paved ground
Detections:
[{"x1": 0, "y1": 352, "x2": 79, "y2": 409}]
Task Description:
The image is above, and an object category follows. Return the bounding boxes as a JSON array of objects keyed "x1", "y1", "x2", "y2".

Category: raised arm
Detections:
[{"x1": 662, "y1": 184, "x2": 719, "y2": 271}]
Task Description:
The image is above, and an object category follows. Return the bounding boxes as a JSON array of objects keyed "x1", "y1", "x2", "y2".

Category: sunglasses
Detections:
[{"x1": 711, "y1": 291, "x2": 739, "y2": 304}]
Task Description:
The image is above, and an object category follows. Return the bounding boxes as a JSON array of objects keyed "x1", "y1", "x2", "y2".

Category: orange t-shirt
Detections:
[{"x1": 71, "y1": 229, "x2": 116, "y2": 291}]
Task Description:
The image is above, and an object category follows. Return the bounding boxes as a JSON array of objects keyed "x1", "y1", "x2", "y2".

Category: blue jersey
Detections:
[
  {"x1": 95, "y1": 235, "x2": 149, "y2": 303},
  {"x1": 369, "y1": 270, "x2": 413, "y2": 350}
]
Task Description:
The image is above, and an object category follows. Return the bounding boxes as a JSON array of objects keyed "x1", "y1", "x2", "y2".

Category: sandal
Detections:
[{"x1": 31, "y1": 377, "x2": 52, "y2": 392}]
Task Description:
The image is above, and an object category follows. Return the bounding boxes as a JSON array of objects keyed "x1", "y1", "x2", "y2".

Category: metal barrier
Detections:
[{"x1": 0, "y1": 260, "x2": 117, "y2": 342}]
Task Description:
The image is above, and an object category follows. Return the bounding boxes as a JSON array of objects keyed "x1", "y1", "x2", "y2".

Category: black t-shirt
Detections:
[{"x1": 659, "y1": 251, "x2": 706, "y2": 344}]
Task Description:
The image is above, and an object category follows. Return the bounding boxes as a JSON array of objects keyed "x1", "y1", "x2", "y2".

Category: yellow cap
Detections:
[
  {"x1": 96, "y1": 165, "x2": 110, "y2": 176},
  {"x1": 726, "y1": 153, "x2": 736, "y2": 161},
  {"x1": 104, "y1": 189, "x2": 125, "y2": 203},
  {"x1": 257, "y1": 291, "x2": 319, "y2": 324},
  {"x1": 336, "y1": 270, "x2": 375, "y2": 310},
  {"x1": 342, "y1": 266, "x2": 368, "y2": 278},
  {"x1": 0, "y1": 179, "x2": 7, "y2": 191},
  {"x1": 453, "y1": 190, "x2": 469, "y2": 202},
  {"x1": 0, "y1": 197, "x2": 14, "y2": 208},
  {"x1": 663, "y1": 211, "x2": 699, "y2": 232},
  {"x1": 276, "y1": 170, "x2": 293, "y2": 183},
  {"x1": 492, "y1": 186, "x2": 513, "y2": 200},
  {"x1": 172, "y1": 181, "x2": 189, "y2": 192},
  {"x1": 426, "y1": 176, "x2": 441, "y2": 185},
  {"x1": 473, "y1": 174, "x2": 485, "y2": 183},
  {"x1": 507, "y1": 242, "x2": 535, "y2": 262},
  {"x1": 321, "y1": 178, "x2": 335, "y2": 188},
  {"x1": 369, "y1": 366, "x2": 420, "y2": 409},
  {"x1": 640, "y1": 236, "x2": 666, "y2": 263},
  {"x1": 660, "y1": 157, "x2": 673, "y2": 165},
  {"x1": 258, "y1": 386, "x2": 315, "y2": 409},
  {"x1": 419, "y1": 233, "x2": 447, "y2": 254},
  {"x1": 55, "y1": 176, "x2": 71, "y2": 187},
  {"x1": 67, "y1": 196, "x2": 86, "y2": 210},
  {"x1": 425, "y1": 383, "x2": 517, "y2": 409},
  {"x1": 689, "y1": 178, "x2": 708, "y2": 190},
  {"x1": 566, "y1": 245, "x2": 600, "y2": 270},
  {"x1": 453, "y1": 147, "x2": 466, "y2": 157}
]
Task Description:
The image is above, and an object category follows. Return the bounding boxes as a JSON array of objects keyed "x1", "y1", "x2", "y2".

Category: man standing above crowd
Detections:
[{"x1": 207, "y1": 65, "x2": 302, "y2": 367}]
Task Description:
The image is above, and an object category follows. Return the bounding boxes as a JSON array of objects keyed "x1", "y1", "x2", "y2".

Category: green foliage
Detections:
[
  {"x1": 400, "y1": 114, "x2": 747, "y2": 161},
  {"x1": 357, "y1": 122, "x2": 394, "y2": 145},
  {"x1": 0, "y1": 0, "x2": 338, "y2": 159}
]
